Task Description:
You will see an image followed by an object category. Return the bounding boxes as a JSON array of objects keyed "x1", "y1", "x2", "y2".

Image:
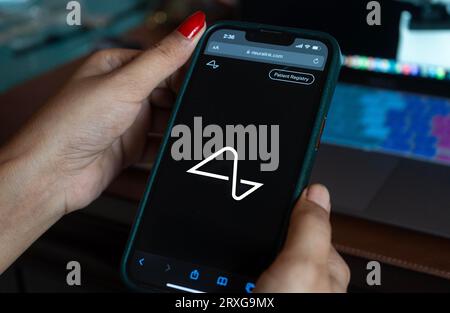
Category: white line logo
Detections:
[{"x1": 186, "y1": 147, "x2": 263, "y2": 201}]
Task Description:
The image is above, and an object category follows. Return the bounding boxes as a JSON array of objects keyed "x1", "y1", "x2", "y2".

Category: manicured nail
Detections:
[{"x1": 177, "y1": 11, "x2": 206, "y2": 39}]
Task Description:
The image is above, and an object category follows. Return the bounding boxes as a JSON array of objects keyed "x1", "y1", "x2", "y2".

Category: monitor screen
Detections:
[
  {"x1": 322, "y1": 83, "x2": 450, "y2": 166},
  {"x1": 241, "y1": 0, "x2": 450, "y2": 79},
  {"x1": 241, "y1": 0, "x2": 450, "y2": 166}
]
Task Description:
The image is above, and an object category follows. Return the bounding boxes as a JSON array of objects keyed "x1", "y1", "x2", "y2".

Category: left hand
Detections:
[{"x1": 0, "y1": 12, "x2": 205, "y2": 273}]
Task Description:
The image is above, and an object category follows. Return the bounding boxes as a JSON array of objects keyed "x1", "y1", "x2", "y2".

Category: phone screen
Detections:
[{"x1": 126, "y1": 26, "x2": 332, "y2": 293}]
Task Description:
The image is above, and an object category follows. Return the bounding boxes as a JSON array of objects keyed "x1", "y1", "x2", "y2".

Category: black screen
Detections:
[{"x1": 128, "y1": 26, "x2": 331, "y2": 293}]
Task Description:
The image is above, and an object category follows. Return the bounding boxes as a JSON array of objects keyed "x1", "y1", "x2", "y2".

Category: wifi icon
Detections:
[{"x1": 304, "y1": 44, "x2": 311, "y2": 49}]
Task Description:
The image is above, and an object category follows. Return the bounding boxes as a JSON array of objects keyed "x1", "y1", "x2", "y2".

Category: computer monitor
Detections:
[
  {"x1": 242, "y1": 1, "x2": 450, "y2": 239},
  {"x1": 323, "y1": 0, "x2": 450, "y2": 168},
  {"x1": 242, "y1": 0, "x2": 450, "y2": 167}
]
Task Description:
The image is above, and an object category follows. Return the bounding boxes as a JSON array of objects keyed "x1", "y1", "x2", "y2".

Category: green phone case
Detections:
[{"x1": 121, "y1": 21, "x2": 342, "y2": 292}]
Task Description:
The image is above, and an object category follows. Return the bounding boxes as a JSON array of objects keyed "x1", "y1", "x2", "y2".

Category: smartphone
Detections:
[{"x1": 122, "y1": 21, "x2": 341, "y2": 293}]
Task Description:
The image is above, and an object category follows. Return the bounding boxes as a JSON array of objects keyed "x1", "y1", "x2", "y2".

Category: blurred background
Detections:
[
  {"x1": 0, "y1": 0, "x2": 449, "y2": 292},
  {"x1": 0, "y1": 0, "x2": 449, "y2": 91},
  {"x1": 0, "y1": 0, "x2": 237, "y2": 92}
]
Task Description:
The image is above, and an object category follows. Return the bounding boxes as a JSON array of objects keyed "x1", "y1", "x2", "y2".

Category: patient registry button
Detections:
[{"x1": 269, "y1": 69, "x2": 315, "y2": 85}]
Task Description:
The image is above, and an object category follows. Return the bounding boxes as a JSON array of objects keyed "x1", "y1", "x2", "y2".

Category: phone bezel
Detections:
[{"x1": 121, "y1": 21, "x2": 342, "y2": 292}]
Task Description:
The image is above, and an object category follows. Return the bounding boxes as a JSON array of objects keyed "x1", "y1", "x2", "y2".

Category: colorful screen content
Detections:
[{"x1": 323, "y1": 83, "x2": 450, "y2": 166}]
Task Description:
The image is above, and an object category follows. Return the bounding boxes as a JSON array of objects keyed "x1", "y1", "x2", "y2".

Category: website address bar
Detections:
[{"x1": 205, "y1": 41, "x2": 325, "y2": 70}]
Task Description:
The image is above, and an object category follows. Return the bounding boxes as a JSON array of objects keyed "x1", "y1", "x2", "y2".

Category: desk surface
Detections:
[{"x1": 1, "y1": 25, "x2": 449, "y2": 283}]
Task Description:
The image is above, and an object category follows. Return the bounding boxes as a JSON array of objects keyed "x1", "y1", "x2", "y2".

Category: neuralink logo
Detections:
[
  {"x1": 170, "y1": 117, "x2": 280, "y2": 200},
  {"x1": 170, "y1": 117, "x2": 279, "y2": 172}
]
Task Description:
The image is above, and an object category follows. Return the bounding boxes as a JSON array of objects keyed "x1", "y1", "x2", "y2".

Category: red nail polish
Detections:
[{"x1": 177, "y1": 11, "x2": 206, "y2": 39}]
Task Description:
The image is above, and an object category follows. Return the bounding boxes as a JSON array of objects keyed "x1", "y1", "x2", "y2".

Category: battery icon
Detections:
[{"x1": 312, "y1": 45, "x2": 320, "y2": 51}]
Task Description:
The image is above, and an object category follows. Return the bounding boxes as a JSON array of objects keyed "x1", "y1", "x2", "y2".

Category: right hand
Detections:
[{"x1": 255, "y1": 184, "x2": 350, "y2": 292}]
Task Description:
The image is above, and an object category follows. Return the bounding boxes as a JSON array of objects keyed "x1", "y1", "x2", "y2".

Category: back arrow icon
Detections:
[
  {"x1": 165, "y1": 264, "x2": 171, "y2": 272},
  {"x1": 138, "y1": 258, "x2": 144, "y2": 266}
]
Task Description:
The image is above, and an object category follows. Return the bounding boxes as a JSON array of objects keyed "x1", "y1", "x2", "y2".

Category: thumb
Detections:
[
  {"x1": 280, "y1": 184, "x2": 332, "y2": 263},
  {"x1": 111, "y1": 11, "x2": 206, "y2": 100},
  {"x1": 254, "y1": 185, "x2": 333, "y2": 292}
]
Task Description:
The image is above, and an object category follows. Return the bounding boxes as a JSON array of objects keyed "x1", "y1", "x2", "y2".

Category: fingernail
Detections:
[
  {"x1": 301, "y1": 187, "x2": 309, "y2": 199},
  {"x1": 177, "y1": 11, "x2": 206, "y2": 39},
  {"x1": 306, "y1": 184, "x2": 330, "y2": 212}
]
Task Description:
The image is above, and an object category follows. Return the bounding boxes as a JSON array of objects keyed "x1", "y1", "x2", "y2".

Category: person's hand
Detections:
[
  {"x1": 1, "y1": 11, "x2": 206, "y2": 215},
  {"x1": 0, "y1": 11, "x2": 205, "y2": 272},
  {"x1": 0, "y1": 10, "x2": 350, "y2": 292},
  {"x1": 255, "y1": 184, "x2": 350, "y2": 292}
]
